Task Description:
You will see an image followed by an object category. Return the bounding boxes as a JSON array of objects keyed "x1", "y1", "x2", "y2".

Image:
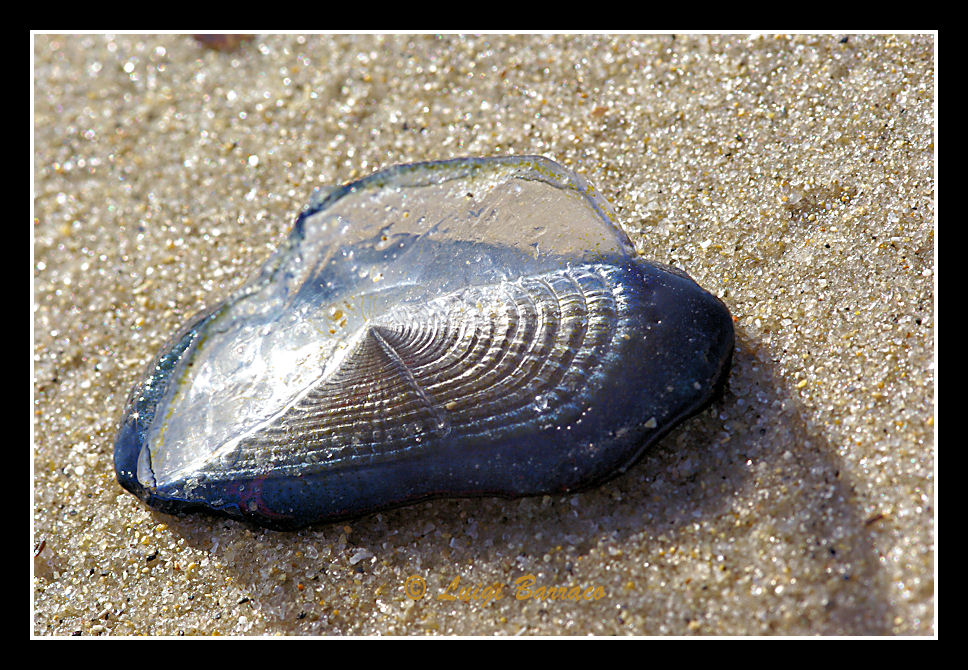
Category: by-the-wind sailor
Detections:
[{"x1": 114, "y1": 156, "x2": 734, "y2": 529}]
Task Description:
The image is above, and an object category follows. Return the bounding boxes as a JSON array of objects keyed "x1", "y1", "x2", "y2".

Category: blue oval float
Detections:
[{"x1": 115, "y1": 156, "x2": 734, "y2": 528}]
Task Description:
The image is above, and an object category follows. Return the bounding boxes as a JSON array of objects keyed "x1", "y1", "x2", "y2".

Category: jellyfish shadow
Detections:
[{"x1": 164, "y1": 325, "x2": 893, "y2": 635}]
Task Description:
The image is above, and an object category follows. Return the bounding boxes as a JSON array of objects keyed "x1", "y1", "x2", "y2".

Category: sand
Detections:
[{"x1": 32, "y1": 33, "x2": 935, "y2": 636}]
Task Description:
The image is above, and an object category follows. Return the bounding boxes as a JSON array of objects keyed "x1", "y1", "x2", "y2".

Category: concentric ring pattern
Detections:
[{"x1": 216, "y1": 265, "x2": 626, "y2": 479}]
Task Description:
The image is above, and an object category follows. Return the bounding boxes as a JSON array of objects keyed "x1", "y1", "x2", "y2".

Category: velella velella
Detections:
[{"x1": 114, "y1": 155, "x2": 734, "y2": 529}]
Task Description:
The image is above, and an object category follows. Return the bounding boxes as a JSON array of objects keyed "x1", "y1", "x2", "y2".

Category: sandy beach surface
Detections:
[{"x1": 32, "y1": 33, "x2": 935, "y2": 636}]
